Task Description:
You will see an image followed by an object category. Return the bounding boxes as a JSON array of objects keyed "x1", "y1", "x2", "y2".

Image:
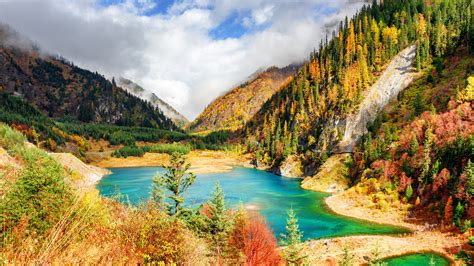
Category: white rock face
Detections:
[
  {"x1": 117, "y1": 77, "x2": 189, "y2": 126},
  {"x1": 338, "y1": 45, "x2": 417, "y2": 152},
  {"x1": 278, "y1": 155, "x2": 304, "y2": 178}
]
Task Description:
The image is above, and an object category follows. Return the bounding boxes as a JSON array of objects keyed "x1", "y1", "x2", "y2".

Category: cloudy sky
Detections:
[{"x1": 0, "y1": 0, "x2": 369, "y2": 120}]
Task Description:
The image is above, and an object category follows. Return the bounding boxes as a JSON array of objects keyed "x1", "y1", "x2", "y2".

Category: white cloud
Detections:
[
  {"x1": 252, "y1": 5, "x2": 274, "y2": 25},
  {"x1": 0, "y1": 0, "x2": 370, "y2": 119}
]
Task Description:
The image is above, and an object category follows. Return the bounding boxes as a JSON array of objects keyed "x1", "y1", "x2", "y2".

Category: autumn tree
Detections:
[
  {"x1": 345, "y1": 20, "x2": 356, "y2": 65},
  {"x1": 229, "y1": 209, "x2": 281, "y2": 265},
  {"x1": 444, "y1": 196, "x2": 453, "y2": 223}
]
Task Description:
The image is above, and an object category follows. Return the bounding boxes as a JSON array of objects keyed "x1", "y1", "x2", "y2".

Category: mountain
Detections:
[
  {"x1": 0, "y1": 24, "x2": 178, "y2": 130},
  {"x1": 242, "y1": 0, "x2": 472, "y2": 173},
  {"x1": 190, "y1": 64, "x2": 300, "y2": 132},
  {"x1": 117, "y1": 77, "x2": 189, "y2": 127}
]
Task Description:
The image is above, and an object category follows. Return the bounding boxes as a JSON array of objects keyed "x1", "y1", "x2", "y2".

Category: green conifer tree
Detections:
[
  {"x1": 416, "y1": 44, "x2": 422, "y2": 71},
  {"x1": 454, "y1": 201, "x2": 465, "y2": 227},
  {"x1": 152, "y1": 152, "x2": 196, "y2": 216},
  {"x1": 405, "y1": 184, "x2": 413, "y2": 201},
  {"x1": 419, "y1": 128, "x2": 433, "y2": 183},
  {"x1": 409, "y1": 133, "x2": 419, "y2": 156},
  {"x1": 207, "y1": 182, "x2": 231, "y2": 257},
  {"x1": 281, "y1": 208, "x2": 307, "y2": 265}
]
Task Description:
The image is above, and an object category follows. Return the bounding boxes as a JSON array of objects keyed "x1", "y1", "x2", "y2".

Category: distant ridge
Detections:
[
  {"x1": 117, "y1": 77, "x2": 189, "y2": 127},
  {"x1": 190, "y1": 64, "x2": 301, "y2": 132},
  {"x1": 0, "y1": 23, "x2": 178, "y2": 130}
]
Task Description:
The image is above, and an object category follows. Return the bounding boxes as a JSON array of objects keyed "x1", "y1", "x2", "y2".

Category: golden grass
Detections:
[{"x1": 94, "y1": 150, "x2": 252, "y2": 174}]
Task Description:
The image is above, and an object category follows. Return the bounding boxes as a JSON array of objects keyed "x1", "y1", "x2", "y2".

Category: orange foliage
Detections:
[
  {"x1": 229, "y1": 212, "x2": 281, "y2": 265},
  {"x1": 11, "y1": 123, "x2": 39, "y2": 144},
  {"x1": 444, "y1": 196, "x2": 453, "y2": 223}
]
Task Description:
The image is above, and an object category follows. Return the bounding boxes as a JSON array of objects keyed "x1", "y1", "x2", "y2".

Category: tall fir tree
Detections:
[
  {"x1": 280, "y1": 208, "x2": 307, "y2": 265},
  {"x1": 152, "y1": 152, "x2": 196, "y2": 216},
  {"x1": 207, "y1": 182, "x2": 231, "y2": 259}
]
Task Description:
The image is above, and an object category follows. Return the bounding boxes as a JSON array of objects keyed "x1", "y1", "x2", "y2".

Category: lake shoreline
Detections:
[
  {"x1": 92, "y1": 152, "x2": 461, "y2": 264},
  {"x1": 307, "y1": 190, "x2": 461, "y2": 265},
  {"x1": 91, "y1": 150, "x2": 254, "y2": 174}
]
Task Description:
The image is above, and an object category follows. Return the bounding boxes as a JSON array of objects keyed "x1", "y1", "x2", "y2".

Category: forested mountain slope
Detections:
[
  {"x1": 0, "y1": 25, "x2": 177, "y2": 130},
  {"x1": 243, "y1": 0, "x2": 473, "y2": 174},
  {"x1": 190, "y1": 65, "x2": 299, "y2": 132},
  {"x1": 117, "y1": 77, "x2": 189, "y2": 127},
  {"x1": 350, "y1": 44, "x2": 473, "y2": 231}
]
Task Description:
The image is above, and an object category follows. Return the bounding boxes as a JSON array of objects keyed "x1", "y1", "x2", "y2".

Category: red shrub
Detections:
[
  {"x1": 399, "y1": 172, "x2": 412, "y2": 192},
  {"x1": 433, "y1": 168, "x2": 450, "y2": 192},
  {"x1": 229, "y1": 212, "x2": 281, "y2": 265}
]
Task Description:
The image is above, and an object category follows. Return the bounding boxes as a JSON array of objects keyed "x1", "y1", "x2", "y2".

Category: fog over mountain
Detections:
[{"x1": 0, "y1": 0, "x2": 370, "y2": 119}]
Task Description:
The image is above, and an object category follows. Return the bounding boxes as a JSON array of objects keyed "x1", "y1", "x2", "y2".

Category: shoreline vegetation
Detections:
[
  {"x1": 91, "y1": 150, "x2": 461, "y2": 264},
  {"x1": 316, "y1": 191, "x2": 460, "y2": 265},
  {"x1": 0, "y1": 123, "x2": 465, "y2": 264}
]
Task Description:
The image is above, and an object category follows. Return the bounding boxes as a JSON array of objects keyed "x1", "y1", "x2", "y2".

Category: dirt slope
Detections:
[
  {"x1": 338, "y1": 45, "x2": 418, "y2": 152},
  {"x1": 50, "y1": 153, "x2": 111, "y2": 187}
]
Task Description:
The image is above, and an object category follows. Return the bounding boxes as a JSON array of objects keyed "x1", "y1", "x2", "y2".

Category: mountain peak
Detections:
[{"x1": 117, "y1": 77, "x2": 189, "y2": 127}]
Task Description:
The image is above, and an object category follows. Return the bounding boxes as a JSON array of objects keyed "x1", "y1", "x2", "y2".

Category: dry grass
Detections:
[
  {"x1": 2, "y1": 193, "x2": 210, "y2": 264},
  {"x1": 93, "y1": 150, "x2": 252, "y2": 174},
  {"x1": 310, "y1": 189, "x2": 465, "y2": 265},
  {"x1": 306, "y1": 232, "x2": 460, "y2": 265}
]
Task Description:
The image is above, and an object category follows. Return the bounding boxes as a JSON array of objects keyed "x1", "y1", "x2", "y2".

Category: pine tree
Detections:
[
  {"x1": 207, "y1": 182, "x2": 231, "y2": 257},
  {"x1": 409, "y1": 133, "x2": 419, "y2": 156},
  {"x1": 413, "y1": 91, "x2": 425, "y2": 116},
  {"x1": 454, "y1": 201, "x2": 465, "y2": 227},
  {"x1": 405, "y1": 184, "x2": 413, "y2": 200},
  {"x1": 153, "y1": 152, "x2": 196, "y2": 216},
  {"x1": 419, "y1": 128, "x2": 433, "y2": 183},
  {"x1": 465, "y1": 160, "x2": 474, "y2": 196},
  {"x1": 151, "y1": 175, "x2": 166, "y2": 210},
  {"x1": 280, "y1": 208, "x2": 307, "y2": 265},
  {"x1": 416, "y1": 43, "x2": 422, "y2": 71},
  {"x1": 291, "y1": 129, "x2": 299, "y2": 154}
]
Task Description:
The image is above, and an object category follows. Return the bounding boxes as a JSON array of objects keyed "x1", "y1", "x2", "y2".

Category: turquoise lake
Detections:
[
  {"x1": 97, "y1": 167, "x2": 408, "y2": 240},
  {"x1": 383, "y1": 253, "x2": 450, "y2": 266}
]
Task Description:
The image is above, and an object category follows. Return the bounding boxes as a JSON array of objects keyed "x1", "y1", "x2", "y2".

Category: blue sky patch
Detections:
[
  {"x1": 209, "y1": 11, "x2": 249, "y2": 40},
  {"x1": 97, "y1": 0, "x2": 173, "y2": 15},
  {"x1": 209, "y1": 10, "x2": 271, "y2": 40}
]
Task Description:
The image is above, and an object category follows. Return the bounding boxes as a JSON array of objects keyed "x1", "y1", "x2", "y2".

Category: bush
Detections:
[
  {"x1": 112, "y1": 145, "x2": 146, "y2": 158},
  {"x1": 0, "y1": 123, "x2": 26, "y2": 151},
  {"x1": 1, "y1": 146, "x2": 74, "y2": 239},
  {"x1": 148, "y1": 143, "x2": 192, "y2": 155}
]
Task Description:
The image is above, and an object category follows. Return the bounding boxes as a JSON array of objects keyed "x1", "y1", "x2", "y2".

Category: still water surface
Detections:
[{"x1": 97, "y1": 167, "x2": 408, "y2": 239}]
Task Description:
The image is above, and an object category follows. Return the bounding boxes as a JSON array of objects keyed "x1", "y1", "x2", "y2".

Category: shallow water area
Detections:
[{"x1": 382, "y1": 253, "x2": 450, "y2": 266}]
